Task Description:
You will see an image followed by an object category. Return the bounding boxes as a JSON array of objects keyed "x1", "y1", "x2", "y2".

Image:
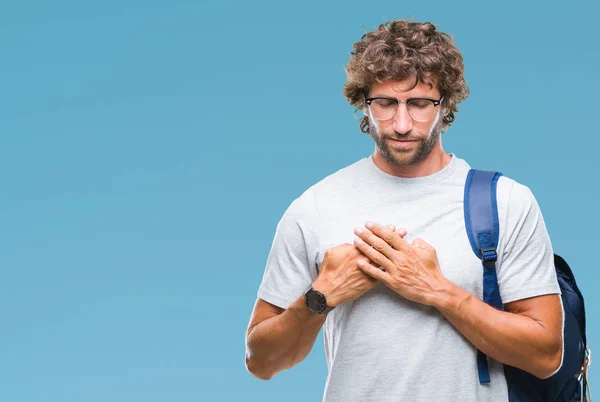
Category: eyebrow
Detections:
[{"x1": 369, "y1": 93, "x2": 437, "y2": 99}]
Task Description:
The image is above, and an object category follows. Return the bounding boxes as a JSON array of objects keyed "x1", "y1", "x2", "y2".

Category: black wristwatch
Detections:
[{"x1": 305, "y1": 288, "x2": 335, "y2": 314}]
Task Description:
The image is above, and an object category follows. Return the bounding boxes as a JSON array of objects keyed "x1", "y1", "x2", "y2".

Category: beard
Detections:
[{"x1": 367, "y1": 112, "x2": 444, "y2": 167}]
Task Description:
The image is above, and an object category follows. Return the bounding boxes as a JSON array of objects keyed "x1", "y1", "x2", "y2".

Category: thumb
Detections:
[
  {"x1": 411, "y1": 238, "x2": 439, "y2": 268},
  {"x1": 412, "y1": 237, "x2": 431, "y2": 251}
]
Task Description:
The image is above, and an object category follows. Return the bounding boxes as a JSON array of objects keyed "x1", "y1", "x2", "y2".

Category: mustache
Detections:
[{"x1": 386, "y1": 136, "x2": 420, "y2": 141}]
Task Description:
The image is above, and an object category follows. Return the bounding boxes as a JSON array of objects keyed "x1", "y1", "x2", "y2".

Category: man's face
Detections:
[{"x1": 366, "y1": 78, "x2": 445, "y2": 167}]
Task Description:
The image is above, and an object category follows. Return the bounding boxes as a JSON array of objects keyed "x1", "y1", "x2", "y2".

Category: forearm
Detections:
[
  {"x1": 245, "y1": 295, "x2": 327, "y2": 380},
  {"x1": 434, "y1": 281, "x2": 562, "y2": 379}
]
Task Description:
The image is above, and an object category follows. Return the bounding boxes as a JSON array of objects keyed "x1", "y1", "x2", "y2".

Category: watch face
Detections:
[{"x1": 306, "y1": 290, "x2": 326, "y2": 313}]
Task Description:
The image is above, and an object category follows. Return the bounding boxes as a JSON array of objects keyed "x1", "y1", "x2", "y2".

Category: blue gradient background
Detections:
[{"x1": 1, "y1": 1, "x2": 597, "y2": 401}]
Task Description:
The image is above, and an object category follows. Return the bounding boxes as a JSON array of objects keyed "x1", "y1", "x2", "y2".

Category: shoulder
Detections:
[
  {"x1": 496, "y1": 174, "x2": 540, "y2": 216},
  {"x1": 495, "y1": 173, "x2": 549, "y2": 258},
  {"x1": 313, "y1": 157, "x2": 368, "y2": 189},
  {"x1": 276, "y1": 159, "x2": 365, "y2": 226},
  {"x1": 283, "y1": 187, "x2": 319, "y2": 221},
  {"x1": 280, "y1": 158, "x2": 362, "y2": 220}
]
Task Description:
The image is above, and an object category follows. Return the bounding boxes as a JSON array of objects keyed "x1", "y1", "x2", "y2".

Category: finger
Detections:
[
  {"x1": 354, "y1": 224, "x2": 397, "y2": 261},
  {"x1": 357, "y1": 258, "x2": 391, "y2": 283},
  {"x1": 412, "y1": 237, "x2": 433, "y2": 252},
  {"x1": 411, "y1": 239, "x2": 439, "y2": 265},
  {"x1": 364, "y1": 221, "x2": 411, "y2": 252},
  {"x1": 358, "y1": 257, "x2": 385, "y2": 271},
  {"x1": 396, "y1": 227, "x2": 408, "y2": 237},
  {"x1": 387, "y1": 224, "x2": 408, "y2": 238},
  {"x1": 412, "y1": 240, "x2": 426, "y2": 250},
  {"x1": 353, "y1": 236, "x2": 394, "y2": 271}
]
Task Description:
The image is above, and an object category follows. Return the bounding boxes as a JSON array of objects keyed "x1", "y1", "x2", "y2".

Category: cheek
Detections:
[
  {"x1": 370, "y1": 116, "x2": 381, "y2": 133},
  {"x1": 425, "y1": 111, "x2": 442, "y2": 135},
  {"x1": 424, "y1": 122, "x2": 437, "y2": 136}
]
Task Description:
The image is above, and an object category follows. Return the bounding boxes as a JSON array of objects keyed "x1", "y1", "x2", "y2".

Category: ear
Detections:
[{"x1": 354, "y1": 108, "x2": 366, "y2": 121}]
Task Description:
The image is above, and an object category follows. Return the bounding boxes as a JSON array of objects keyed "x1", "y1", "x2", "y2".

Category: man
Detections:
[{"x1": 245, "y1": 19, "x2": 564, "y2": 401}]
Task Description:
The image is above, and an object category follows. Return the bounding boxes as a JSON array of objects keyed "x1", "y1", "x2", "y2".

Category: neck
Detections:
[{"x1": 372, "y1": 145, "x2": 452, "y2": 178}]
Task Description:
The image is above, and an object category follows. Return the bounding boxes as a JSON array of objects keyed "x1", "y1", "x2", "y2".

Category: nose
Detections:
[{"x1": 392, "y1": 102, "x2": 413, "y2": 135}]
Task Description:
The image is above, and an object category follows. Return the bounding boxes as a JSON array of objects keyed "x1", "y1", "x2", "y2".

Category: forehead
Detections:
[{"x1": 369, "y1": 77, "x2": 439, "y2": 97}]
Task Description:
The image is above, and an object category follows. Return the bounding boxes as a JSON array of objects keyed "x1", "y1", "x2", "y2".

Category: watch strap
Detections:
[{"x1": 320, "y1": 304, "x2": 334, "y2": 314}]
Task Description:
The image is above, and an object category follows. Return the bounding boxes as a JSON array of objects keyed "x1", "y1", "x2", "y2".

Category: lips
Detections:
[{"x1": 388, "y1": 138, "x2": 416, "y2": 148}]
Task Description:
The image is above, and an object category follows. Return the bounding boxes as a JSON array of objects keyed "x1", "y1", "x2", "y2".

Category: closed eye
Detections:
[{"x1": 372, "y1": 99, "x2": 396, "y2": 108}]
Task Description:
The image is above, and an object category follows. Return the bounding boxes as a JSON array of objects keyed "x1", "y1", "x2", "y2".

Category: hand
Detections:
[
  {"x1": 352, "y1": 221, "x2": 450, "y2": 306},
  {"x1": 313, "y1": 224, "x2": 407, "y2": 308}
]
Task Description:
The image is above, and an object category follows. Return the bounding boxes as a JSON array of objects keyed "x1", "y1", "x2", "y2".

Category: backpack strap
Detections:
[{"x1": 463, "y1": 169, "x2": 504, "y2": 383}]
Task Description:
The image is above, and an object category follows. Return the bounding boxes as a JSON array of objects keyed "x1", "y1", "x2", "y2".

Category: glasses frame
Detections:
[{"x1": 364, "y1": 90, "x2": 445, "y2": 122}]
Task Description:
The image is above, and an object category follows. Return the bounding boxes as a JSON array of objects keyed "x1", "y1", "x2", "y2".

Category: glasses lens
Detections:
[
  {"x1": 407, "y1": 100, "x2": 435, "y2": 122},
  {"x1": 369, "y1": 99, "x2": 397, "y2": 120}
]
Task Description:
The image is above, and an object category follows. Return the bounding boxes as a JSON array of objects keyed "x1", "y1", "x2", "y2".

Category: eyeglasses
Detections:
[{"x1": 365, "y1": 90, "x2": 445, "y2": 122}]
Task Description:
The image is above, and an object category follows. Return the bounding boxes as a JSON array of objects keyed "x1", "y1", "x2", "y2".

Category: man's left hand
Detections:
[{"x1": 353, "y1": 221, "x2": 451, "y2": 306}]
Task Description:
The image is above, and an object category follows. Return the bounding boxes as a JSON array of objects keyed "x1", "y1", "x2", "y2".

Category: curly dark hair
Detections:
[{"x1": 343, "y1": 19, "x2": 469, "y2": 133}]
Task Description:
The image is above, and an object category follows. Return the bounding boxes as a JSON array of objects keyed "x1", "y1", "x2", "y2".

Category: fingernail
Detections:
[
  {"x1": 365, "y1": 222, "x2": 373, "y2": 229},
  {"x1": 354, "y1": 227, "x2": 363, "y2": 234}
]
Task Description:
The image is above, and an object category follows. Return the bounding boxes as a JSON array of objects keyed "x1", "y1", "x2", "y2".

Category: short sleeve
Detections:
[
  {"x1": 257, "y1": 188, "x2": 320, "y2": 309},
  {"x1": 496, "y1": 180, "x2": 561, "y2": 304}
]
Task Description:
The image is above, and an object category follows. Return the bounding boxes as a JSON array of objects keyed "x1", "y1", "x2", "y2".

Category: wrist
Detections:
[
  {"x1": 311, "y1": 279, "x2": 338, "y2": 309},
  {"x1": 311, "y1": 278, "x2": 338, "y2": 308},
  {"x1": 432, "y1": 279, "x2": 469, "y2": 313},
  {"x1": 289, "y1": 296, "x2": 327, "y2": 322}
]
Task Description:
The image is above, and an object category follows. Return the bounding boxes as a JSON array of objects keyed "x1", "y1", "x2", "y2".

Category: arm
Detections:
[
  {"x1": 434, "y1": 284, "x2": 563, "y2": 379},
  {"x1": 436, "y1": 180, "x2": 562, "y2": 378},
  {"x1": 246, "y1": 234, "x2": 405, "y2": 380},
  {"x1": 246, "y1": 188, "x2": 323, "y2": 380},
  {"x1": 353, "y1": 221, "x2": 563, "y2": 380},
  {"x1": 245, "y1": 296, "x2": 327, "y2": 380}
]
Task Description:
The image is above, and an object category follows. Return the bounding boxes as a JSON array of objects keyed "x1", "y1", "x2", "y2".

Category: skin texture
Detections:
[
  {"x1": 245, "y1": 76, "x2": 563, "y2": 381},
  {"x1": 353, "y1": 222, "x2": 563, "y2": 379},
  {"x1": 366, "y1": 77, "x2": 450, "y2": 178},
  {"x1": 245, "y1": 226, "x2": 407, "y2": 380}
]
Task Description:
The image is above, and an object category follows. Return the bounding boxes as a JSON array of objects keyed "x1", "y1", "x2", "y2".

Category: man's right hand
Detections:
[
  {"x1": 312, "y1": 225, "x2": 407, "y2": 308},
  {"x1": 245, "y1": 224, "x2": 407, "y2": 380}
]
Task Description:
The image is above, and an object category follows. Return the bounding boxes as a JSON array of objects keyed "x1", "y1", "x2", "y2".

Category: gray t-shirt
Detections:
[{"x1": 257, "y1": 153, "x2": 561, "y2": 402}]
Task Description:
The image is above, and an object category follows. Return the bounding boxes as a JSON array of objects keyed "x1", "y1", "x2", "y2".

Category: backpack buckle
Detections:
[
  {"x1": 578, "y1": 347, "x2": 592, "y2": 382},
  {"x1": 480, "y1": 247, "x2": 497, "y2": 269}
]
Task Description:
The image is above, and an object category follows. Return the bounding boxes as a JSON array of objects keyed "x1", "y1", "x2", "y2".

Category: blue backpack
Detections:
[{"x1": 464, "y1": 169, "x2": 591, "y2": 401}]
